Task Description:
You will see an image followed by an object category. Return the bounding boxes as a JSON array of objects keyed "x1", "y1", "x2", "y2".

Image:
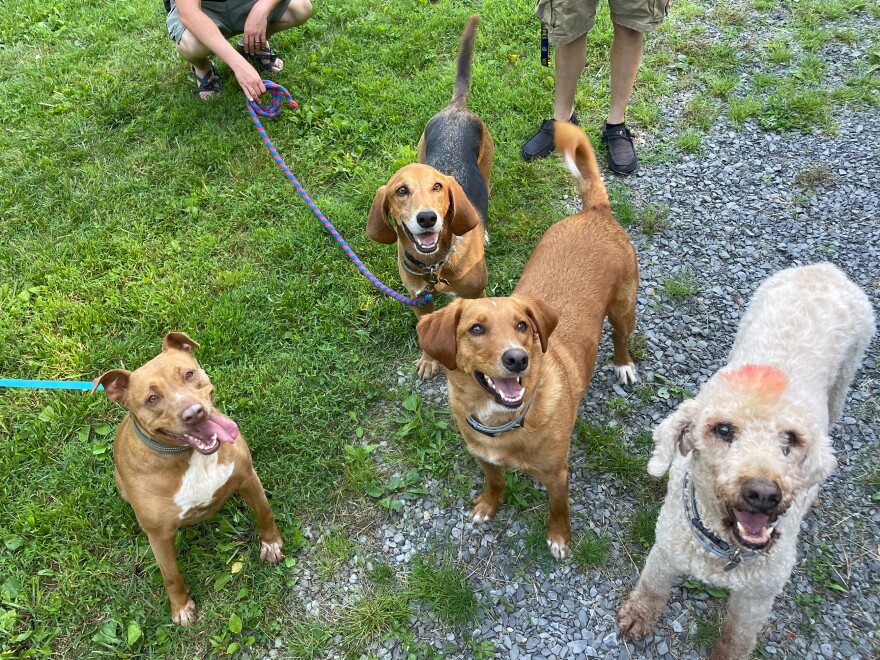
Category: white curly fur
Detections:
[{"x1": 619, "y1": 263, "x2": 875, "y2": 660}]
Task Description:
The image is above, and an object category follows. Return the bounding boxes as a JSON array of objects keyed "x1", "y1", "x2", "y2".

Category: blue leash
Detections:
[
  {"x1": 246, "y1": 81, "x2": 433, "y2": 308},
  {"x1": 0, "y1": 379, "x2": 101, "y2": 390}
]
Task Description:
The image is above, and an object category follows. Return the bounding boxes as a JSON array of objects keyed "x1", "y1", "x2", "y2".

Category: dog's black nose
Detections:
[
  {"x1": 180, "y1": 403, "x2": 206, "y2": 425},
  {"x1": 416, "y1": 211, "x2": 437, "y2": 229},
  {"x1": 741, "y1": 479, "x2": 782, "y2": 512},
  {"x1": 501, "y1": 348, "x2": 529, "y2": 374}
]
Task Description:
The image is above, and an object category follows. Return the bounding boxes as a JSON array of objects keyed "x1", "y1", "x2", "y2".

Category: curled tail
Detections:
[
  {"x1": 450, "y1": 15, "x2": 479, "y2": 108},
  {"x1": 553, "y1": 120, "x2": 609, "y2": 210}
]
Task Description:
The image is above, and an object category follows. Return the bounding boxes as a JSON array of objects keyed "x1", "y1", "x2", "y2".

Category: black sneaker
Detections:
[
  {"x1": 601, "y1": 121, "x2": 638, "y2": 174},
  {"x1": 521, "y1": 114, "x2": 579, "y2": 161}
]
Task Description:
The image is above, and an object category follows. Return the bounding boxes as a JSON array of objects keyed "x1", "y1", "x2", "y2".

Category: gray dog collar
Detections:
[{"x1": 130, "y1": 417, "x2": 191, "y2": 454}]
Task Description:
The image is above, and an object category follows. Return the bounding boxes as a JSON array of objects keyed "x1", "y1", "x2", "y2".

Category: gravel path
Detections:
[{"x1": 274, "y1": 6, "x2": 879, "y2": 657}]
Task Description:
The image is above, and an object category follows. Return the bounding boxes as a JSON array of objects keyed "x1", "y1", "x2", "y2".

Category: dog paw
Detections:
[
  {"x1": 417, "y1": 353, "x2": 442, "y2": 379},
  {"x1": 470, "y1": 509, "x2": 495, "y2": 524},
  {"x1": 614, "y1": 363, "x2": 638, "y2": 386},
  {"x1": 617, "y1": 596, "x2": 657, "y2": 640},
  {"x1": 469, "y1": 494, "x2": 500, "y2": 524},
  {"x1": 260, "y1": 541, "x2": 284, "y2": 564},
  {"x1": 546, "y1": 535, "x2": 570, "y2": 560},
  {"x1": 172, "y1": 600, "x2": 197, "y2": 626}
]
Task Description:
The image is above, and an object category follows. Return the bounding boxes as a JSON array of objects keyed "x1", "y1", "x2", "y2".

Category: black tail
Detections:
[{"x1": 450, "y1": 15, "x2": 479, "y2": 108}]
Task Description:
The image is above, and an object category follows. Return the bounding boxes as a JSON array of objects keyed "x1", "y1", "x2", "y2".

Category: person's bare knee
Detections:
[
  {"x1": 175, "y1": 30, "x2": 212, "y2": 64},
  {"x1": 612, "y1": 22, "x2": 643, "y2": 47},
  {"x1": 273, "y1": 0, "x2": 312, "y2": 31}
]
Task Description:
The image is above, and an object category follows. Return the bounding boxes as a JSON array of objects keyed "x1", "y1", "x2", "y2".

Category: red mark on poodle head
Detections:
[{"x1": 720, "y1": 364, "x2": 788, "y2": 400}]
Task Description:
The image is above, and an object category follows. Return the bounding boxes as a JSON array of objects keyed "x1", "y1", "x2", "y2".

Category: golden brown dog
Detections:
[
  {"x1": 368, "y1": 15, "x2": 493, "y2": 379},
  {"x1": 92, "y1": 333, "x2": 283, "y2": 626},
  {"x1": 417, "y1": 121, "x2": 639, "y2": 559}
]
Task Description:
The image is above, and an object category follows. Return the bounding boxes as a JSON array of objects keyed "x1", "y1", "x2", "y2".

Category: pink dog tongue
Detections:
[
  {"x1": 193, "y1": 412, "x2": 239, "y2": 443},
  {"x1": 490, "y1": 377, "x2": 524, "y2": 400},
  {"x1": 734, "y1": 510, "x2": 771, "y2": 543},
  {"x1": 416, "y1": 232, "x2": 439, "y2": 250}
]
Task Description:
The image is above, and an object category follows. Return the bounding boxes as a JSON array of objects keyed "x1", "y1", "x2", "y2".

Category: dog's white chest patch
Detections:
[{"x1": 174, "y1": 452, "x2": 235, "y2": 519}]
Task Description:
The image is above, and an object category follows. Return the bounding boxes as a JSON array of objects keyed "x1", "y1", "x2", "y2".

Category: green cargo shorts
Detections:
[
  {"x1": 167, "y1": 0, "x2": 294, "y2": 44},
  {"x1": 536, "y1": 0, "x2": 669, "y2": 44}
]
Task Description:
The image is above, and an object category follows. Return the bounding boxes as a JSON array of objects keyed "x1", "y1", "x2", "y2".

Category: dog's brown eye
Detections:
[
  {"x1": 433, "y1": 182, "x2": 442, "y2": 191},
  {"x1": 782, "y1": 431, "x2": 798, "y2": 456},
  {"x1": 184, "y1": 370, "x2": 195, "y2": 381},
  {"x1": 396, "y1": 185, "x2": 409, "y2": 196},
  {"x1": 713, "y1": 423, "x2": 734, "y2": 441},
  {"x1": 469, "y1": 324, "x2": 485, "y2": 335},
  {"x1": 147, "y1": 394, "x2": 159, "y2": 404},
  {"x1": 516, "y1": 321, "x2": 528, "y2": 332}
]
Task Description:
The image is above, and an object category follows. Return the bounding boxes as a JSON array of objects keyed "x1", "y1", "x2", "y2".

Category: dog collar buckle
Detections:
[
  {"x1": 723, "y1": 551, "x2": 743, "y2": 572},
  {"x1": 426, "y1": 271, "x2": 449, "y2": 287}
]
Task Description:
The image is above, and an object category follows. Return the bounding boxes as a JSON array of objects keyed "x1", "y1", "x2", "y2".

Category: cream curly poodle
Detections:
[{"x1": 618, "y1": 263, "x2": 875, "y2": 660}]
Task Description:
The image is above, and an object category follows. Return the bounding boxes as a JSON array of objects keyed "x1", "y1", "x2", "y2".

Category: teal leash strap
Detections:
[{"x1": 0, "y1": 379, "x2": 101, "y2": 390}]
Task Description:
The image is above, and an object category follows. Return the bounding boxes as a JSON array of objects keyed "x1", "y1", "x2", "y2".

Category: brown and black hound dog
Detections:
[{"x1": 367, "y1": 15, "x2": 494, "y2": 379}]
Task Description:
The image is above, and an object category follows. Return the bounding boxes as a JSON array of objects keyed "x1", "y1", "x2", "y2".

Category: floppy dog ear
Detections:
[
  {"x1": 416, "y1": 303, "x2": 463, "y2": 371},
  {"x1": 800, "y1": 431, "x2": 838, "y2": 486},
  {"x1": 648, "y1": 398, "x2": 699, "y2": 477},
  {"x1": 446, "y1": 177, "x2": 481, "y2": 237},
  {"x1": 163, "y1": 332, "x2": 200, "y2": 353},
  {"x1": 92, "y1": 369, "x2": 131, "y2": 403},
  {"x1": 367, "y1": 185, "x2": 397, "y2": 244},
  {"x1": 518, "y1": 296, "x2": 559, "y2": 353}
]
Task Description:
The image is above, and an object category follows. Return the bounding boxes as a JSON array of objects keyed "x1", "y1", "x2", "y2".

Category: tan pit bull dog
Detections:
[{"x1": 92, "y1": 332, "x2": 283, "y2": 626}]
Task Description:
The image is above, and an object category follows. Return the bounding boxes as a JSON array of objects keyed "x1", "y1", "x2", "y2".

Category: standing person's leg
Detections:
[
  {"x1": 602, "y1": 0, "x2": 666, "y2": 173},
  {"x1": 608, "y1": 23, "x2": 643, "y2": 124},
  {"x1": 521, "y1": 0, "x2": 598, "y2": 161},
  {"x1": 601, "y1": 22, "x2": 643, "y2": 173},
  {"x1": 552, "y1": 33, "x2": 589, "y2": 123}
]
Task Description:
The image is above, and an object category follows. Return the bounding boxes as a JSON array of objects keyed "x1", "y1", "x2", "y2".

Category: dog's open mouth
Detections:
[
  {"x1": 475, "y1": 371, "x2": 525, "y2": 409},
  {"x1": 167, "y1": 412, "x2": 239, "y2": 455},
  {"x1": 403, "y1": 225, "x2": 440, "y2": 254},
  {"x1": 729, "y1": 509, "x2": 778, "y2": 550}
]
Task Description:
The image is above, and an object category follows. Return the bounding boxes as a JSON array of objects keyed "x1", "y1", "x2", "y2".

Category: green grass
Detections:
[
  {"x1": 575, "y1": 422, "x2": 650, "y2": 488},
  {"x1": 803, "y1": 543, "x2": 849, "y2": 594},
  {"x1": 681, "y1": 97, "x2": 719, "y2": 131},
  {"x1": 339, "y1": 586, "x2": 411, "y2": 651},
  {"x1": 676, "y1": 130, "x2": 704, "y2": 154},
  {"x1": 314, "y1": 528, "x2": 357, "y2": 578},
  {"x1": 627, "y1": 330, "x2": 650, "y2": 361},
  {"x1": 1, "y1": 0, "x2": 877, "y2": 654},
  {"x1": 662, "y1": 269, "x2": 699, "y2": 299},
  {"x1": 609, "y1": 183, "x2": 638, "y2": 226},
  {"x1": 627, "y1": 503, "x2": 660, "y2": 552},
  {"x1": 767, "y1": 39, "x2": 793, "y2": 63},
  {"x1": 728, "y1": 95, "x2": 763, "y2": 128},
  {"x1": 572, "y1": 529, "x2": 611, "y2": 570},
  {"x1": 408, "y1": 555, "x2": 478, "y2": 627},
  {"x1": 689, "y1": 608, "x2": 723, "y2": 650}
]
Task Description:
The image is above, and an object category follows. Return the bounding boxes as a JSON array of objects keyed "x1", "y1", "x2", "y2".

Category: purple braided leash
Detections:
[{"x1": 246, "y1": 81, "x2": 432, "y2": 308}]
